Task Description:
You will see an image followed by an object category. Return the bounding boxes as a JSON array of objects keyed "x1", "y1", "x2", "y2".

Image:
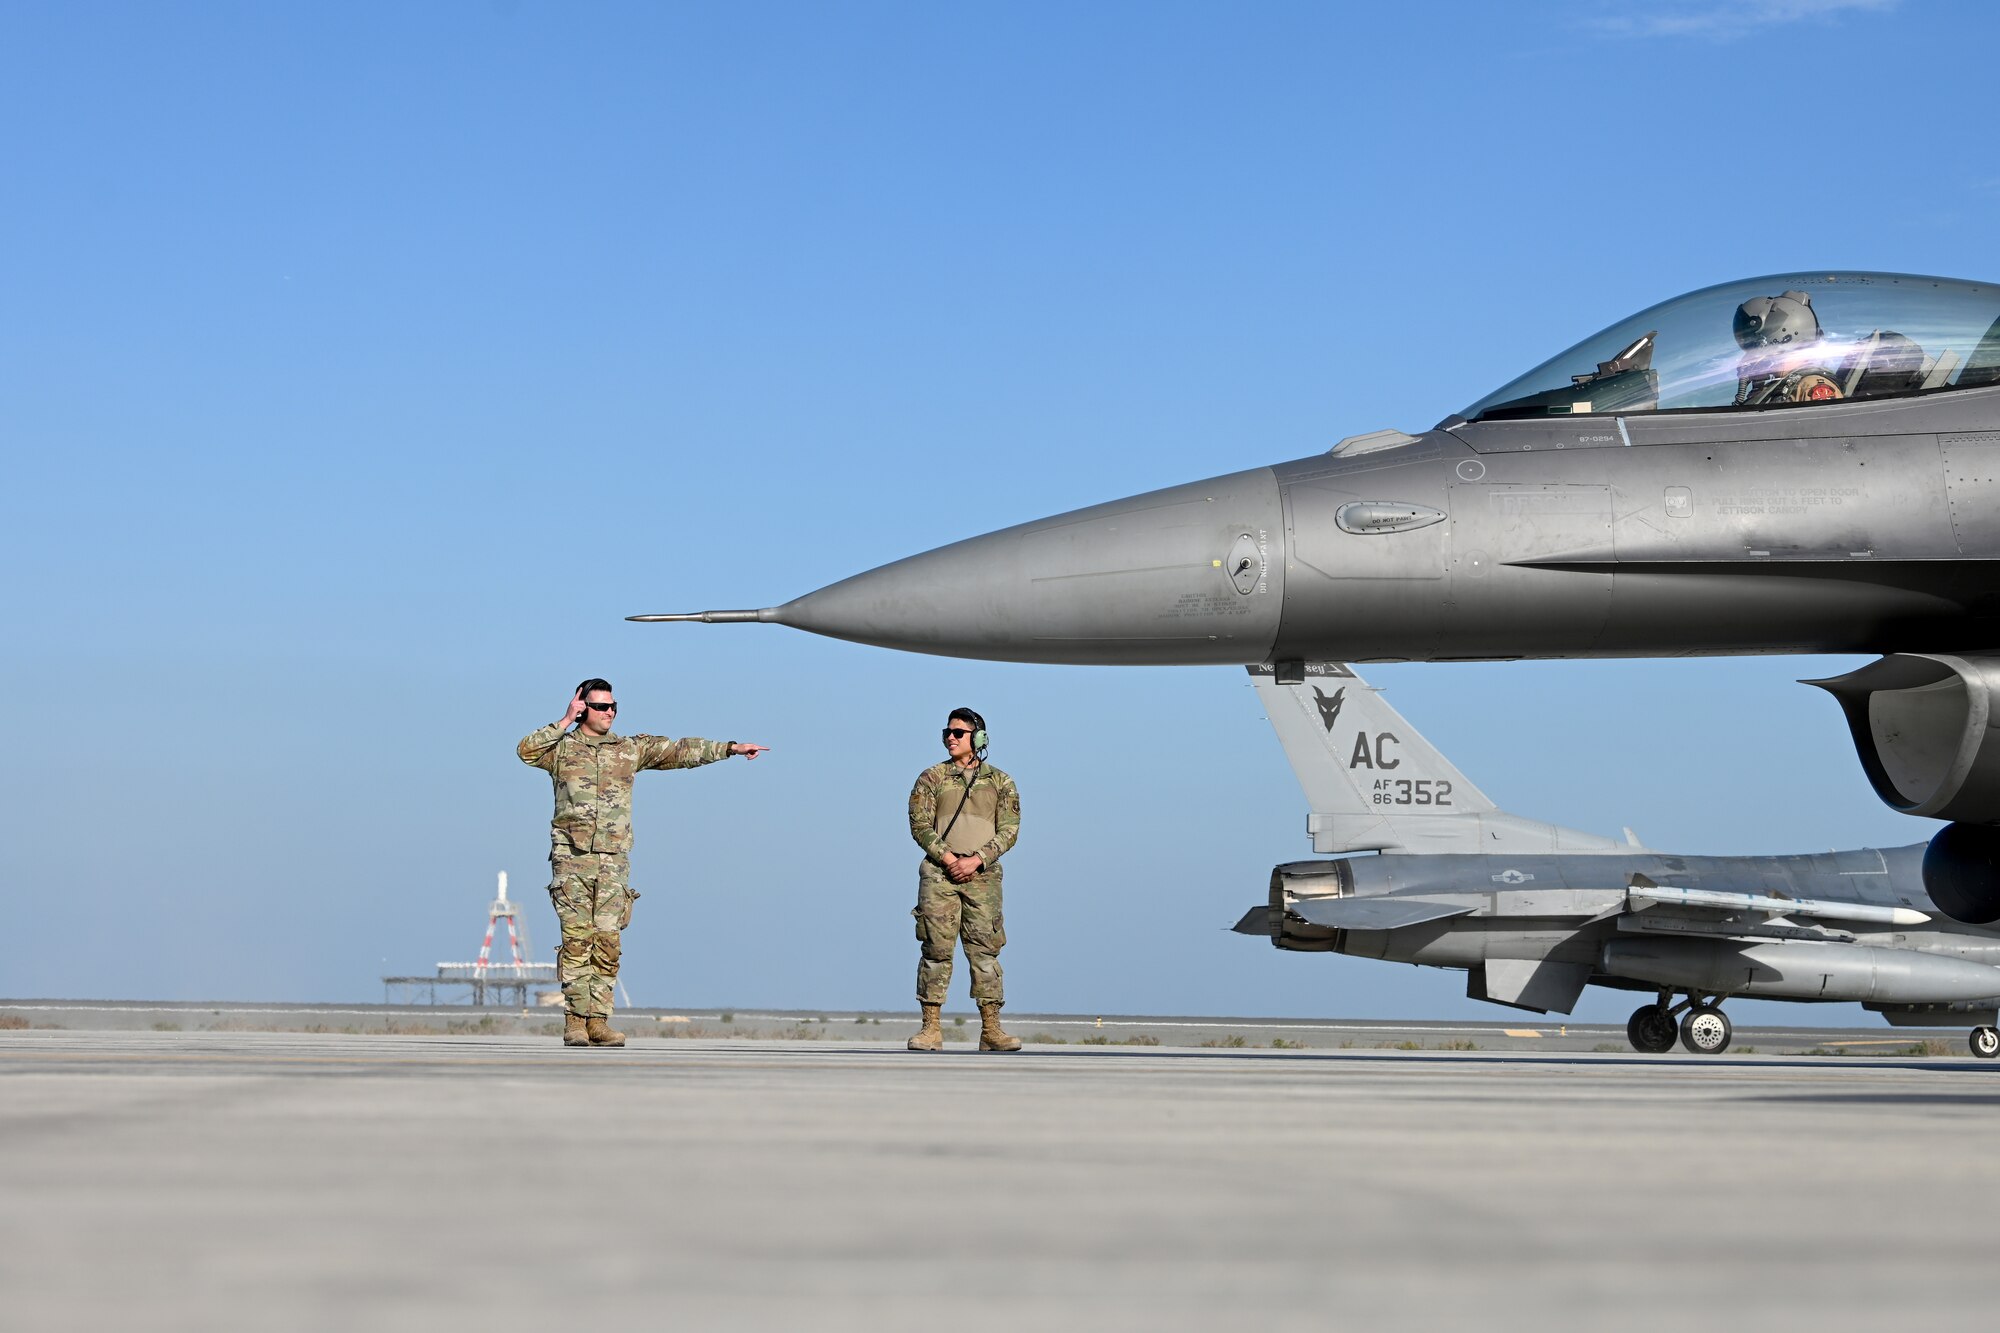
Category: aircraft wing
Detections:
[{"x1": 1289, "y1": 897, "x2": 1478, "y2": 931}]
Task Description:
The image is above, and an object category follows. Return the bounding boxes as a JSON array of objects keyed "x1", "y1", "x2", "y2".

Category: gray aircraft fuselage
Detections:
[
  {"x1": 644, "y1": 387, "x2": 2000, "y2": 668},
  {"x1": 1258, "y1": 844, "x2": 2000, "y2": 1009},
  {"x1": 643, "y1": 272, "x2": 2000, "y2": 861}
]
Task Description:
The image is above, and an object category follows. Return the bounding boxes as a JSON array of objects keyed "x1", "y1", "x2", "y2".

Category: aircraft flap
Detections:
[{"x1": 1290, "y1": 897, "x2": 1477, "y2": 931}]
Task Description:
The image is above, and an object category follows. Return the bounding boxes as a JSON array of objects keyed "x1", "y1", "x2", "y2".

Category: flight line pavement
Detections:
[
  {"x1": 0, "y1": 997, "x2": 1979, "y2": 1055},
  {"x1": 2, "y1": 1027, "x2": 1995, "y2": 1333}
]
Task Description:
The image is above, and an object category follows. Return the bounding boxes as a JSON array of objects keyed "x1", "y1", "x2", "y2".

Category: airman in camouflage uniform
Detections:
[
  {"x1": 907, "y1": 707, "x2": 1022, "y2": 1053},
  {"x1": 518, "y1": 678, "x2": 767, "y2": 1048}
]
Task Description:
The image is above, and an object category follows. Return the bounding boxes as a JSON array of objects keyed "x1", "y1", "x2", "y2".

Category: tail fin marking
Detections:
[{"x1": 1248, "y1": 663, "x2": 1627, "y2": 856}]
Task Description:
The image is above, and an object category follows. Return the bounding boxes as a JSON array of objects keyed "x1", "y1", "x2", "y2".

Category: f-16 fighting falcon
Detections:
[
  {"x1": 1232, "y1": 663, "x2": 2000, "y2": 1057},
  {"x1": 637, "y1": 271, "x2": 2000, "y2": 922}
]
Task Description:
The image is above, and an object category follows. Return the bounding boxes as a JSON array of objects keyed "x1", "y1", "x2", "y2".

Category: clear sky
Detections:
[{"x1": 3, "y1": 0, "x2": 1993, "y2": 1024}]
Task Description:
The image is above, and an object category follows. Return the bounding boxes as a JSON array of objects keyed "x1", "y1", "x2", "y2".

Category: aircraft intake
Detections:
[
  {"x1": 1806, "y1": 653, "x2": 2000, "y2": 825},
  {"x1": 1601, "y1": 937, "x2": 2000, "y2": 1004}
]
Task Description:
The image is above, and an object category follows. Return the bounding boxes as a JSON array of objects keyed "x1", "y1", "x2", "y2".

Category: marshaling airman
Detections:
[{"x1": 517, "y1": 677, "x2": 768, "y2": 1048}]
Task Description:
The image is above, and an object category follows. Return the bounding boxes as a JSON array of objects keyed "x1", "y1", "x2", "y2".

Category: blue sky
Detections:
[{"x1": 3, "y1": 0, "x2": 1993, "y2": 1023}]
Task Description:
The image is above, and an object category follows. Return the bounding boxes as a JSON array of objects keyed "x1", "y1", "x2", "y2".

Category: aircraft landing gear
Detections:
[
  {"x1": 1626, "y1": 1003, "x2": 1678, "y2": 1054},
  {"x1": 1970, "y1": 1026, "x2": 1999, "y2": 1059},
  {"x1": 1680, "y1": 1002, "x2": 1733, "y2": 1055}
]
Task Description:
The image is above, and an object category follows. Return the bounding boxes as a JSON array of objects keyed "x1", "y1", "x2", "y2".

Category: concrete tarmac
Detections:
[{"x1": 3, "y1": 1030, "x2": 1995, "y2": 1332}]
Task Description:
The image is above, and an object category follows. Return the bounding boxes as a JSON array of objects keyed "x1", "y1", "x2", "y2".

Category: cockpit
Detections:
[{"x1": 1462, "y1": 271, "x2": 2000, "y2": 422}]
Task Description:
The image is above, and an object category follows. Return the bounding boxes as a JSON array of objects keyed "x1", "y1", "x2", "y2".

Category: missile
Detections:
[{"x1": 1626, "y1": 882, "x2": 1930, "y2": 927}]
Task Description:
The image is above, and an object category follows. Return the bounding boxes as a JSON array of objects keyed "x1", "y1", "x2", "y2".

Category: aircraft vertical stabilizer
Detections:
[{"x1": 1248, "y1": 663, "x2": 1627, "y2": 856}]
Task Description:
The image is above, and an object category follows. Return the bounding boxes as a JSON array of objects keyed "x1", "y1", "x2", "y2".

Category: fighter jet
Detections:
[
  {"x1": 1231, "y1": 662, "x2": 2000, "y2": 1056},
  {"x1": 638, "y1": 270, "x2": 2000, "y2": 918}
]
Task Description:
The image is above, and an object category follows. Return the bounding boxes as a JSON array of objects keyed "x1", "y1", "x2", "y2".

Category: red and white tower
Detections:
[{"x1": 474, "y1": 871, "x2": 528, "y2": 975}]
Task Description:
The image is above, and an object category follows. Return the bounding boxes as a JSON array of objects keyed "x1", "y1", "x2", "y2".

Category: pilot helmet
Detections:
[{"x1": 1733, "y1": 290, "x2": 1821, "y2": 351}]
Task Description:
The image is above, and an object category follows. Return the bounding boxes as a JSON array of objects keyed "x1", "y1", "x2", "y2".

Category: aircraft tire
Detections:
[
  {"x1": 1627, "y1": 1005, "x2": 1678, "y2": 1054},
  {"x1": 1679, "y1": 1004, "x2": 1732, "y2": 1055},
  {"x1": 1970, "y1": 1026, "x2": 2000, "y2": 1059}
]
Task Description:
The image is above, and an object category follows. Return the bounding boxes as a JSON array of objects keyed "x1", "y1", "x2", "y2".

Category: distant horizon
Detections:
[{"x1": 0, "y1": 994, "x2": 1921, "y2": 1032}]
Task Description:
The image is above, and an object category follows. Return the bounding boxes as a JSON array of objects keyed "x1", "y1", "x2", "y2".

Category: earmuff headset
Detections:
[
  {"x1": 958, "y1": 709, "x2": 989, "y2": 757},
  {"x1": 575, "y1": 678, "x2": 612, "y2": 726}
]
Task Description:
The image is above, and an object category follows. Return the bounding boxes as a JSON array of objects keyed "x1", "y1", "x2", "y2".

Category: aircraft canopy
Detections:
[{"x1": 1463, "y1": 271, "x2": 2000, "y2": 422}]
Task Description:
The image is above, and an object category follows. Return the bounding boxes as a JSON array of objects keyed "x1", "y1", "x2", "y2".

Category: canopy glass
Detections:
[{"x1": 1463, "y1": 272, "x2": 2000, "y2": 422}]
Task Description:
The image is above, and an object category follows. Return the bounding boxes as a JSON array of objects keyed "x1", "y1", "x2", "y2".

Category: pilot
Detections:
[
  {"x1": 517, "y1": 678, "x2": 768, "y2": 1048},
  {"x1": 905, "y1": 708, "x2": 1023, "y2": 1052},
  {"x1": 1733, "y1": 290, "x2": 1844, "y2": 406}
]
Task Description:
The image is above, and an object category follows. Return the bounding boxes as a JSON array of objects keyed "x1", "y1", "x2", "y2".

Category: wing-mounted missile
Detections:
[{"x1": 1624, "y1": 876, "x2": 1929, "y2": 928}]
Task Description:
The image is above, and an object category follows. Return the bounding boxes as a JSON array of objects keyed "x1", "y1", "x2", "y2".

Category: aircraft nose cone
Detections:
[{"x1": 773, "y1": 466, "x2": 1286, "y2": 664}]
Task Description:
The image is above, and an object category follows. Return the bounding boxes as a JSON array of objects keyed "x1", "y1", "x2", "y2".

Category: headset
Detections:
[
  {"x1": 954, "y1": 708, "x2": 990, "y2": 758},
  {"x1": 574, "y1": 677, "x2": 614, "y2": 727},
  {"x1": 936, "y1": 708, "x2": 991, "y2": 851}
]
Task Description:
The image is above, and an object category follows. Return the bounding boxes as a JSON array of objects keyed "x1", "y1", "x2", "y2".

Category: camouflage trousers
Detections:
[
  {"x1": 913, "y1": 861, "x2": 1006, "y2": 1005},
  {"x1": 548, "y1": 852, "x2": 638, "y2": 1020}
]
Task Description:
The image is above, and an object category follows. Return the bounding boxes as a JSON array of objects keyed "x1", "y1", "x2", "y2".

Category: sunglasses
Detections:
[
  {"x1": 942, "y1": 727, "x2": 974, "y2": 741},
  {"x1": 584, "y1": 701, "x2": 618, "y2": 713}
]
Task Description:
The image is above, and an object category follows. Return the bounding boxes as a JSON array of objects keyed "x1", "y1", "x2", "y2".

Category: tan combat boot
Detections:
[
  {"x1": 563, "y1": 1014, "x2": 590, "y2": 1047},
  {"x1": 586, "y1": 1016, "x2": 626, "y2": 1048},
  {"x1": 977, "y1": 1000, "x2": 1022, "y2": 1053},
  {"x1": 906, "y1": 1002, "x2": 944, "y2": 1051}
]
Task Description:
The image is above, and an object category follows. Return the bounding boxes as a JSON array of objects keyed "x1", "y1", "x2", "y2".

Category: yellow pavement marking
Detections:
[{"x1": 1502, "y1": 1029, "x2": 1543, "y2": 1038}]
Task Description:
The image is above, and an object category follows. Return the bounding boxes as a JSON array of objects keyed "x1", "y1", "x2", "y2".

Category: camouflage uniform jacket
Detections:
[
  {"x1": 517, "y1": 724, "x2": 732, "y2": 855},
  {"x1": 909, "y1": 761, "x2": 1020, "y2": 868}
]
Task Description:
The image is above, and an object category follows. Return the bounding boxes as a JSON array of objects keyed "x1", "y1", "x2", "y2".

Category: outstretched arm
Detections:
[{"x1": 635, "y1": 735, "x2": 767, "y2": 770}]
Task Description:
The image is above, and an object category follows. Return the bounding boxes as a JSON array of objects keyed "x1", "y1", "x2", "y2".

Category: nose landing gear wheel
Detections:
[
  {"x1": 1680, "y1": 1004, "x2": 1732, "y2": 1055},
  {"x1": 1626, "y1": 1004, "x2": 1678, "y2": 1053},
  {"x1": 1970, "y1": 1026, "x2": 1999, "y2": 1059}
]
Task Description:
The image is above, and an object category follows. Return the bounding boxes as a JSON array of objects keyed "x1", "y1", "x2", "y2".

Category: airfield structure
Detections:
[{"x1": 382, "y1": 872, "x2": 559, "y2": 1007}]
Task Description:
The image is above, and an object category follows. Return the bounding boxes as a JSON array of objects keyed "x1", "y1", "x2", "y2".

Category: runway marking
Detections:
[{"x1": 1502, "y1": 1029, "x2": 1543, "y2": 1037}]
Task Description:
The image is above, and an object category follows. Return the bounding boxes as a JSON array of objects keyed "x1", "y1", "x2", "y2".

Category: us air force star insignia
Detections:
[
  {"x1": 1491, "y1": 869, "x2": 1535, "y2": 885},
  {"x1": 1311, "y1": 685, "x2": 1346, "y2": 733}
]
